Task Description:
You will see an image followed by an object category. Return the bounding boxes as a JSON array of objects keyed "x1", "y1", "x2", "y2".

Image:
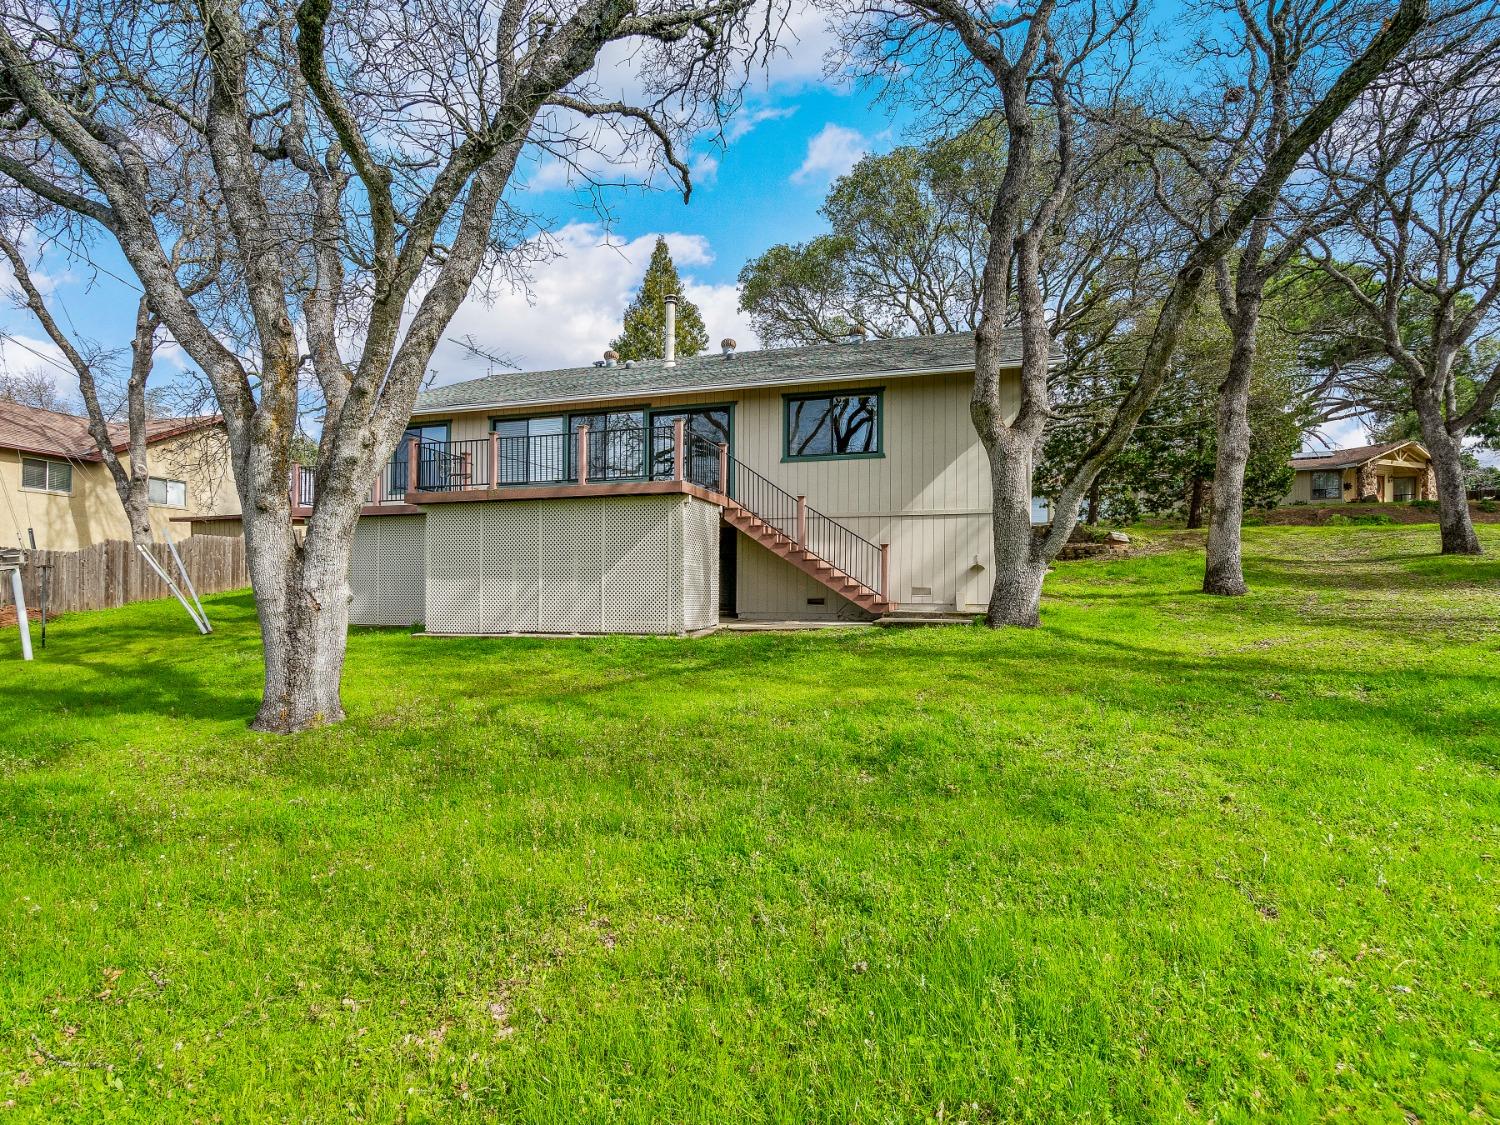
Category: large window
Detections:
[
  {"x1": 391, "y1": 421, "x2": 451, "y2": 490},
  {"x1": 571, "y1": 410, "x2": 646, "y2": 481},
  {"x1": 784, "y1": 390, "x2": 882, "y2": 460},
  {"x1": 1310, "y1": 471, "x2": 1342, "y2": 500},
  {"x1": 148, "y1": 477, "x2": 187, "y2": 508},
  {"x1": 492, "y1": 415, "x2": 568, "y2": 483},
  {"x1": 649, "y1": 407, "x2": 732, "y2": 490},
  {"x1": 21, "y1": 457, "x2": 72, "y2": 493},
  {"x1": 1393, "y1": 477, "x2": 1416, "y2": 502}
]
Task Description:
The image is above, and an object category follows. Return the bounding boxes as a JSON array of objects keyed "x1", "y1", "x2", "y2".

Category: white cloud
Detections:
[
  {"x1": 0, "y1": 332, "x2": 76, "y2": 398},
  {"x1": 790, "y1": 123, "x2": 868, "y2": 185},
  {"x1": 725, "y1": 104, "x2": 797, "y2": 142},
  {"x1": 426, "y1": 223, "x2": 756, "y2": 384}
]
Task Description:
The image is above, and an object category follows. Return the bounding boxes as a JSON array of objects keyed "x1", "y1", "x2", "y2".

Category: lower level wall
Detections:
[
  {"x1": 350, "y1": 514, "x2": 426, "y2": 626},
  {"x1": 422, "y1": 495, "x2": 718, "y2": 635},
  {"x1": 735, "y1": 511, "x2": 991, "y2": 620}
]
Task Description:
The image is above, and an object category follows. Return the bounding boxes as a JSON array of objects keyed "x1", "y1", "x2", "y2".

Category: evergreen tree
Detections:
[{"x1": 612, "y1": 237, "x2": 710, "y2": 360}]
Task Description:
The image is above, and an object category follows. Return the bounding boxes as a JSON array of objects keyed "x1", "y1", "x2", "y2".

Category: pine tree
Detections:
[{"x1": 611, "y1": 237, "x2": 710, "y2": 360}]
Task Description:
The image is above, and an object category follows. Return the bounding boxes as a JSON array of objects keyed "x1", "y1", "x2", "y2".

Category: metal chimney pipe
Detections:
[{"x1": 663, "y1": 293, "x2": 677, "y2": 368}]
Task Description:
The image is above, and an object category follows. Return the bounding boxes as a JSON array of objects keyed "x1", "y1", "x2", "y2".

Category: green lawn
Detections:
[{"x1": 1, "y1": 525, "x2": 1496, "y2": 1123}]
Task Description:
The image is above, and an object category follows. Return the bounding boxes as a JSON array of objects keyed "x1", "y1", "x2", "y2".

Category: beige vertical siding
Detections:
[{"x1": 432, "y1": 366, "x2": 1016, "y2": 617}]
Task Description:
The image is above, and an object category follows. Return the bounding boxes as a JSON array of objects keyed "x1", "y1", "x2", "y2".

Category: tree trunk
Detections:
[
  {"x1": 1417, "y1": 407, "x2": 1481, "y2": 555},
  {"x1": 984, "y1": 438, "x2": 1047, "y2": 627},
  {"x1": 1203, "y1": 299, "x2": 1259, "y2": 595},
  {"x1": 1086, "y1": 476, "x2": 1101, "y2": 525},
  {"x1": 244, "y1": 505, "x2": 356, "y2": 732},
  {"x1": 1186, "y1": 472, "x2": 1206, "y2": 529}
]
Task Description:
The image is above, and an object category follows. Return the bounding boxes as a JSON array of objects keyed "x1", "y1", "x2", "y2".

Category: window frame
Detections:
[
  {"x1": 1310, "y1": 470, "x2": 1343, "y2": 500},
  {"x1": 20, "y1": 456, "x2": 73, "y2": 494},
  {"x1": 781, "y1": 387, "x2": 885, "y2": 463},
  {"x1": 148, "y1": 476, "x2": 188, "y2": 509}
]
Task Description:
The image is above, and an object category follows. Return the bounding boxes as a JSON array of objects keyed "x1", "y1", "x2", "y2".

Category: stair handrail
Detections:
[{"x1": 686, "y1": 433, "x2": 886, "y2": 595}]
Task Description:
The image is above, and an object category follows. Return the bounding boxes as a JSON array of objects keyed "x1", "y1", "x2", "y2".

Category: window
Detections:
[
  {"x1": 1393, "y1": 477, "x2": 1416, "y2": 502},
  {"x1": 20, "y1": 457, "x2": 72, "y2": 493},
  {"x1": 491, "y1": 415, "x2": 567, "y2": 483},
  {"x1": 148, "y1": 477, "x2": 187, "y2": 508},
  {"x1": 391, "y1": 421, "x2": 450, "y2": 489},
  {"x1": 784, "y1": 390, "x2": 882, "y2": 460},
  {"x1": 1310, "y1": 471, "x2": 1342, "y2": 500},
  {"x1": 571, "y1": 410, "x2": 646, "y2": 481},
  {"x1": 649, "y1": 407, "x2": 732, "y2": 490}
]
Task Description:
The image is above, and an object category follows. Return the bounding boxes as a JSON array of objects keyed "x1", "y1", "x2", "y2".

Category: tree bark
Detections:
[
  {"x1": 1416, "y1": 401, "x2": 1481, "y2": 555},
  {"x1": 244, "y1": 497, "x2": 358, "y2": 731},
  {"x1": 1086, "y1": 476, "x2": 1101, "y2": 525},
  {"x1": 1203, "y1": 296, "x2": 1260, "y2": 595},
  {"x1": 985, "y1": 438, "x2": 1047, "y2": 627}
]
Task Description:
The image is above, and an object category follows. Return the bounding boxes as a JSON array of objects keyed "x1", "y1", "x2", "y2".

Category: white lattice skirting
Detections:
[
  {"x1": 349, "y1": 514, "x2": 426, "y2": 626},
  {"x1": 350, "y1": 495, "x2": 719, "y2": 635}
]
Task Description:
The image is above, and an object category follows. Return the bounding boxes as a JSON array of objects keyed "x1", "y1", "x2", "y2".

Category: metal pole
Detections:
[
  {"x1": 136, "y1": 544, "x2": 209, "y2": 634},
  {"x1": 38, "y1": 562, "x2": 48, "y2": 648},
  {"x1": 164, "y1": 531, "x2": 211, "y2": 632},
  {"x1": 8, "y1": 567, "x2": 32, "y2": 660}
]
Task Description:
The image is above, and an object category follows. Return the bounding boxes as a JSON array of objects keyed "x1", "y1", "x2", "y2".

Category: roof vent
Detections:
[
  {"x1": 839, "y1": 328, "x2": 868, "y2": 345},
  {"x1": 721, "y1": 338, "x2": 737, "y2": 358},
  {"x1": 603, "y1": 349, "x2": 620, "y2": 368},
  {"x1": 592, "y1": 360, "x2": 605, "y2": 367},
  {"x1": 624, "y1": 360, "x2": 636, "y2": 368}
]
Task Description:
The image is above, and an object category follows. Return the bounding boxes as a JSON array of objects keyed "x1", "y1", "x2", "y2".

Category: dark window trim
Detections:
[{"x1": 781, "y1": 387, "x2": 885, "y2": 462}]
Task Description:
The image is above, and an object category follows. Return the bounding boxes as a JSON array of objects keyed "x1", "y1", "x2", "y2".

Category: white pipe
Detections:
[
  {"x1": 164, "y1": 531, "x2": 211, "y2": 632},
  {"x1": 136, "y1": 544, "x2": 209, "y2": 634},
  {"x1": 8, "y1": 567, "x2": 31, "y2": 661},
  {"x1": 663, "y1": 294, "x2": 677, "y2": 368}
]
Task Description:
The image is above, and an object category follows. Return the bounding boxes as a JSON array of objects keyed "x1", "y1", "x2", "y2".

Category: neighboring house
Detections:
[
  {"x1": 324, "y1": 330, "x2": 1022, "y2": 633},
  {"x1": 0, "y1": 400, "x2": 237, "y2": 551},
  {"x1": 1284, "y1": 441, "x2": 1436, "y2": 505}
]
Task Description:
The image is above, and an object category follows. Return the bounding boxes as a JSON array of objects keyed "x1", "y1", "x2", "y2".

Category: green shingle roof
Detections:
[{"x1": 414, "y1": 331, "x2": 1012, "y2": 415}]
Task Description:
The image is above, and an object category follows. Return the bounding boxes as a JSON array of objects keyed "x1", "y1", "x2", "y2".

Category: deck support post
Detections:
[
  {"x1": 577, "y1": 425, "x2": 590, "y2": 486},
  {"x1": 288, "y1": 466, "x2": 299, "y2": 513},
  {"x1": 795, "y1": 496, "x2": 807, "y2": 545},
  {"x1": 460, "y1": 450, "x2": 472, "y2": 489},
  {"x1": 717, "y1": 442, "x2": 729, "y2": 496},
  {"x1": 406, "y1": 437, "x2": 419, "y2": 495},
  {"x1": 488, "y1": 431, "x2": 499, "y2": 489},
  {"x1": 673, "y1": 418, "x2": 686, "y2": 481},
  {"x1": 879, "y1": 542, "x2": 890, "y2": 596}
]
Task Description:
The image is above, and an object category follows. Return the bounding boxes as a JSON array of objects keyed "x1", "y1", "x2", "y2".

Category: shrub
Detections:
[
  {"x1": 1327, "y1": 513, "x2": 1396, "y2": 527},
  {"x1": 1410, "y1": 499, "x2": 1439, "y2": 512}
]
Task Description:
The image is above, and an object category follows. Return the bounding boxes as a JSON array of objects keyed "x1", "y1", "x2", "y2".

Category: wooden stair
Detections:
[{"x1": 719, "y1": 498, "x2": 895, "y2": 615}]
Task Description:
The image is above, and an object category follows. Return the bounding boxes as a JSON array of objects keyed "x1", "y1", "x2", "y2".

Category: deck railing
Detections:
[{"x1": 294, "y1": 422, "x2": 888, "y2": 595}]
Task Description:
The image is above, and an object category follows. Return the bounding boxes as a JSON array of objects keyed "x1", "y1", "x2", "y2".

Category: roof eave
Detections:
[{"x1": 411, "y1": 361, "x2": 994, "y2": 417}]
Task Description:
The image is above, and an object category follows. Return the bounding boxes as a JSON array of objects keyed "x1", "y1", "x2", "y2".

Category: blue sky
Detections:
[{"x1": 0, "y1": 4, "x2": 1377, "y2": 452}]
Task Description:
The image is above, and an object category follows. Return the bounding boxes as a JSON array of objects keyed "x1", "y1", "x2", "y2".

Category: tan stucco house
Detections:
[
  {"x1": 0, "y1": 400, "x2": 238, "y2": 551},
  {"x1": 1284, "y1": 441, "x2": 1436, "y2": 505},
  {"x1": 317, "y1": 330, "x2": 1021, "y2": 633}
]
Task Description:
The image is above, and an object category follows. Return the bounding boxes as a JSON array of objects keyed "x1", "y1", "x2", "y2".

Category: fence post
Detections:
[
  {"x1": 795, "y1": 496, "x2": 807, "y2": 546},
  {"x1": 489, "y1": 431, "x2": 499, "y2": 490},
  {"x1": 717, "y1": 442, "x2": 729, "y2": 496},
  {"x1": 879, "y1": 542, "x2": 890, "y2": 596},
  {"x1": 577, "y1": 425, "x2": 590, "y2": 486},
  {"x1": 673, "y1": 418, "x2": 686, "y2": 482},
  {"x1": 406, "y1": 436, "x2": 419, "y2": 494}
]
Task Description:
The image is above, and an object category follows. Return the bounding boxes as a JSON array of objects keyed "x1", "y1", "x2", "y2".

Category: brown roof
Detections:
[
  {"x1": 0, "y1": 399, "x2": 221, "y2": 461},
  {"x1": 1289, "y1": 440, "x2": 1429, "y2": 471}
]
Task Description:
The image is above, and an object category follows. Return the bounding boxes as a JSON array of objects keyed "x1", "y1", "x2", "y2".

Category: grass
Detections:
[{"x1": 0, "y1": 524, "x2": 1496, "y2": 1123}]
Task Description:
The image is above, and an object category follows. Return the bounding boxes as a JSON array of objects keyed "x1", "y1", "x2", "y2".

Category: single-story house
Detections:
[
  {"x1": 0, "y1": 400, "x2": 237, "y2": 551},
  {"x1": 317, "y1": 328, "x2": 1022, "y2": 634},
  {"x1": 1284, "y1": 441, "x2": 1435, "y2": 505}
]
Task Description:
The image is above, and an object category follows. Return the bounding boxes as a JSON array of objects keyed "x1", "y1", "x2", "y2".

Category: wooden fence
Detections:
[{"x1": 0, "y1": 536, "x2": 249, "y2": 617}]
